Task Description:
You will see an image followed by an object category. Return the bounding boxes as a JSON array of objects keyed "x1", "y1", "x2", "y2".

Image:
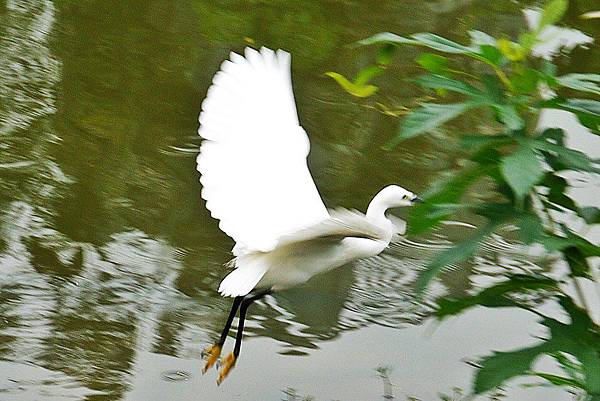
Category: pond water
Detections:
[{"x1": 0, "y1": 1, "x2": 598, "y2": 400}]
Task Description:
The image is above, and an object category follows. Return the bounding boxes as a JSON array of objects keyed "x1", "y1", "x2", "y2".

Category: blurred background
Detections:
[{"x1": 0, "y1": 0, "x2": 598, "y2": 400}]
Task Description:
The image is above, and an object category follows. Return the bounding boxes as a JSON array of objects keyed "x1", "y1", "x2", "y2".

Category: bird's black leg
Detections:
[
  {"x1": 234, "y1": 289, "x2": 271, "y2": 357},
  {"x1": 219, "y1": 296, "x2": 244, "y2": 346},
  {"x1": 217, "y1": 289, "x2": 271, "y2": 384},
  {"x1": 202, "y1": 296, "x2": 243, "y2": 373}
]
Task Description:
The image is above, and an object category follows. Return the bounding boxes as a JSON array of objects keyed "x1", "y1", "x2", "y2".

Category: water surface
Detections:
[{"x1": 1, "y1": 1, "x2": 598, "y2": 400}]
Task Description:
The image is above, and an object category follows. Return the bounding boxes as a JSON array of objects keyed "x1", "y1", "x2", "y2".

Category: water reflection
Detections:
[
  {"x1": 0, "y1": 0, "x2": 598, "y2": 400},
  {"x1": 0, "y1": 0, "x2": 60, "y2": 135}
]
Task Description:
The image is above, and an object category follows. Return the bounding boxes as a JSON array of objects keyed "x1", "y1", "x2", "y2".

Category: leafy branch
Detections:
[{"x1": 331, "y1": 0, "x2": 599, "y2": 399}]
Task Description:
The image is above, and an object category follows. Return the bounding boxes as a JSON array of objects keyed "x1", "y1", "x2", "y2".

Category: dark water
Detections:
[{"x1": 1, "y1": 1, "x2": 598, "y2": 400}]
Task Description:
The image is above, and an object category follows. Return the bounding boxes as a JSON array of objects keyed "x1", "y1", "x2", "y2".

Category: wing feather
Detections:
[
  {"x1": 275, "y1": 208, "x2": 389, "y2": 248},
  {"x1": 197, "y1": 47, "x2": 329, "y2": 254}
]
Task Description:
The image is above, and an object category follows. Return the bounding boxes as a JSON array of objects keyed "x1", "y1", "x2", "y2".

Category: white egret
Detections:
[{"x1": 197, "y1": 47, "x2": 420, "y2": 384}]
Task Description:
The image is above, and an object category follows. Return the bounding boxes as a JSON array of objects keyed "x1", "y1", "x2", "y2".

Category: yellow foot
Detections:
[
  {"x1": 201, "y1": 344, "x2": 222, "y2": 374},
  {"x1": 216, "y1": 352, "x2": 237, "y2": 385}
]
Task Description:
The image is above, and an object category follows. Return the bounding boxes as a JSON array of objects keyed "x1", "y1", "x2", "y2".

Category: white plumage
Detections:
[{"x1": 197, "y1": 47, "x2": 420, "y2": 298}]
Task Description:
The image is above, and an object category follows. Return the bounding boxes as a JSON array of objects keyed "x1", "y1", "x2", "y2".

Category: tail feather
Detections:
[{"x1": 218, "y1": 255, "x2": 269, "y2": 297}]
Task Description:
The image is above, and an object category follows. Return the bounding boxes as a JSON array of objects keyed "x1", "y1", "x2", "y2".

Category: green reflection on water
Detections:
[{"x1": 0, "y1": 0, "x2": 598, "y2": 400}]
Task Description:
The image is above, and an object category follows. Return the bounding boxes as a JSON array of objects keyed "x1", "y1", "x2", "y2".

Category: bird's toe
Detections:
[
  {"x1": 201, "y1": 344, "x2": 222, "y2": 374},
  {"x1": 216, "y1": 352, "x2": 237, "y2": 385}
]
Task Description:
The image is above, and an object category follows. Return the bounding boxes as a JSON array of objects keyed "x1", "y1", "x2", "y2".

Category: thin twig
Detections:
[{"x1": 534, "y1": 192, "x2": 593, "y2": 314}]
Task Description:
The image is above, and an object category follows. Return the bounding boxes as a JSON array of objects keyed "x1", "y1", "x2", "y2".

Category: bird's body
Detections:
[
  {"x1": 221, "y1": 208, "x2": 393, "y2": 294},
  {"x1": 197, "y1": 46, "x2": 419, "y2": 383},
  {"x1": 257, "y1": 235, "x2": 387, "y2": 290}
]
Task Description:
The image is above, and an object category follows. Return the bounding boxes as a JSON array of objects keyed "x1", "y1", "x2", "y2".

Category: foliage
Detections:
[
  {"x1": 333, "y1": 0, "x2": 599, "y2": 399},
  {"x1": 325, "y1": 44, "x2": 394, "y2": 97},
  {"x1": 473, "y1": 297, "x2": 600, "y2": 398}
]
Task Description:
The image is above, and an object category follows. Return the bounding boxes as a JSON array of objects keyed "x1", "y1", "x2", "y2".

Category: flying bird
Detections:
[{"x1": 197, "y1": 47, "x2": 420, "y2": 384}]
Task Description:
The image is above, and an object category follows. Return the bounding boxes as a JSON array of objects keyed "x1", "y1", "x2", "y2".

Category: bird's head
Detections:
[
  {"x1": 366, "y1": 184, "x2": 421, "y2": 224},
  {"x1": 375, "y1": 184, "x2": 422, "y2": 208},
  {"x1": 366, "y1": 184, "x2": 422, "y2": 230}
]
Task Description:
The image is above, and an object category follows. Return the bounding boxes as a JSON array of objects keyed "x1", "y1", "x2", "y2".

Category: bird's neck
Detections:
[{"x1": 366, "y1": 194, "x2": 394, "y2": 240}]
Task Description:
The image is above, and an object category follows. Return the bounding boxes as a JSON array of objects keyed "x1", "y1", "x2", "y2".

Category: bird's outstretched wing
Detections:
[{"x1": 197, "y1": 47, "x2": 329, "y2": 254}]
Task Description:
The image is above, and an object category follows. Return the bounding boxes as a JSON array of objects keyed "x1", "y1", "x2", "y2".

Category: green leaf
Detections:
[
  {"x1": 539, "y1": 61, "x2": 559, "y2": 87},
  {"x1": 469, "y1": 30, "x2": 496, "y2": 47},
  {"x1": 518, "y1": 32, "x2": 538, "y2": 53},
  {"x1": 416, "y1": 53, "x2": 448, "y2": 74},
  {"x1": 416, "y1": 222, "x2": 498, "y2": 293},
  {"x1": 474, "y1": 296, "x2": 600, "y2": 395},
  {"x1": 539, "y1": 0, "x2": 569, "y2": 30},
  {"x1": 410, "y1": 33, "x2": 474, "y2": 54},
  {"x1": 516, "y1": 213, "x2": 544, "y2": 244},
  {"x1": 540, "y1": 60, "x2": 558, "y2": 78},
  {"x1": 559, "y1": 99, "x2": 600, "y2": 132},
  {"x1": 393, "y1": 102, "x2": 477, "y2": 143},
  {"x1": 325, "y1": 72, "x2": 378, "y2": 98},
  {"x1": 425, "y1": 203, "x2": 468, "y2": 219},
  {"x1": 539, "y1": 232, "x2": 600, "y2": 257},
  {"x1": 540, "y1": 127, "x2": 564, "y2": 145},
  {"x1": 528, "y1": 372, "x2": 585, "y2": 389},
  {"x1": 560, "y1": 99, "x2": 600, "y2": 116},
  {"x1": 475, "y1": 202, "x2": 516, "y2": 221},
  {"x1": 532, "y1": 139, "x2": 600, "y2": 173},
  {"x1": 547, "y1": 191, "x2": 577, "y2": 211},
  {"x1": 555, "y1": 148, "x2": 599, "y2": 172},
  {"x1": 414, "y1": 74, "x2": 484, "y2": 97},
  {"x1": 376, "y1": 43, "x2": 396, "y2": 66},
  {"x1": 541, "y1": 171, "x2": 567, "y2": 190},
  {"x1": 460, "y1": 134, "x2": 514, "y2": 149},
  {"x1": 478, "y1": 45, "x2": 503, "y2": 66},
  {"x1": 481, "y1": 74, "x2": 505, "y2": 103},
  {"x1": 469, "y1": 146, "x2": 503, "y2": 165},
  {"x1": 579, "y1": 207, "x2": 600, "y2": 224},
  {"x1": 564, "y1": 246, "x2": 591, "y2": 278},
  {"x1": 539, "y1": 98, "x2": 600, "y2": 132},
  {"x1": 552, "y1": 297, "x2": 600, "y2": 395},
  {"x1": 510, "y1": 68, "x2": 540, "y2": 94},
  {"x1": 467, "y1": 30, "x2": 503, "y2": 65},
  {"x1": 435, "y1": 274, "x2": 557, "y2": 319},
  {"x1": 407, "y1": 166, "x2": 490, "y2": 235},
  {"x1": 356, "y1": 32, "x2": 419, "y2": 46},
  {"x1": 354, "y1": 65, "x2": 384, "y2": 85},
  {"x1": 553, "y1": 352, "x2": 585, "y2": 381},
  {"x1": 541, "y1": 172, "x2": 577, "y2": 211},
  {"x1": 475, "y1": 343, "x2": 551, "y2": 394},
  {"x1": 500, "y1": 144, "x2": 544, "y2": 201},
  {"x1": 555, "y1": 297, "x2": 592, "y2": 337},
  {"x1": 563, "y1": 228, "x2": 599, "y2": 257},
  {"x1": 560, "y1": 150, "x2": 597, "y2": 172},
  {"x1": 494, "y1": 104, "x2": 524, "y2": 130},
  {"x1": 557, "y1": 74, "x2": 600, "y2": 95},
  {"x1": 539, "y1": 234, "x2": 573, "y2": 252},
  {"x1": 573, "y1": 237, "x2": 600, "y2": 258},
  {"x1": 496, "y1": 38, "x2": 525, "y2": 61}
]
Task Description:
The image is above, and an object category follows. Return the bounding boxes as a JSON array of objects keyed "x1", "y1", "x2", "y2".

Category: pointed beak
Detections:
[{"x1": 411, "y1": 195, "x2": 423, "y2": 204}]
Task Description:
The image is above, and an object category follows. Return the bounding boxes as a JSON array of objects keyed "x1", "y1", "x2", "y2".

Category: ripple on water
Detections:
[{"x1": 160, "y1": 370, "x2": 191, "y2": 382}]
